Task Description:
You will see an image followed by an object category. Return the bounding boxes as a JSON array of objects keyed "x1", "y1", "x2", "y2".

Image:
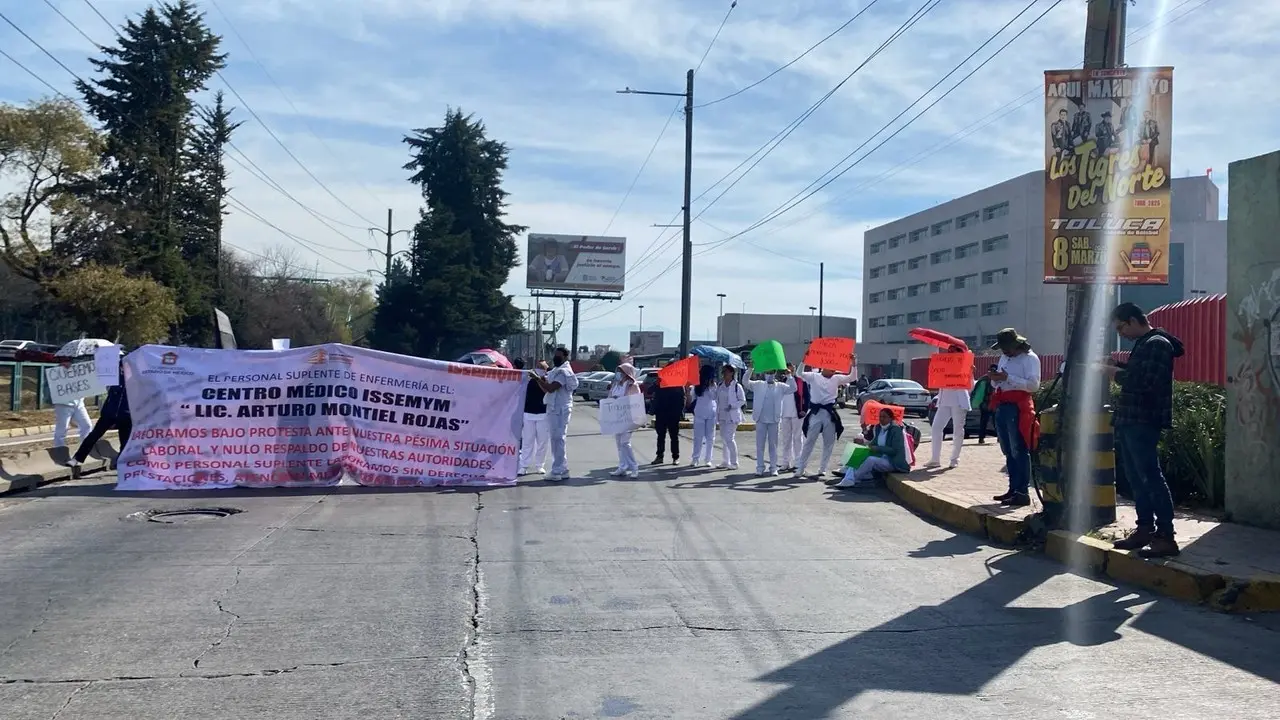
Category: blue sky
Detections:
[{"x1": 2, "y1": 0, "x2": 1276, "y2": 351}]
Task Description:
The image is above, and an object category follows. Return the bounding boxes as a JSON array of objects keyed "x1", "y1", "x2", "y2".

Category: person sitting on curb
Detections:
[{"x1": 830, "y1": 407, "x2": 910, "y2": 489}]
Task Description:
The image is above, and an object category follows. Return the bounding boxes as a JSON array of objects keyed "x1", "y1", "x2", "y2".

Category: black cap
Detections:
[{"x1": 989, "y1": 328, "x2": 1026, "y2": 350}]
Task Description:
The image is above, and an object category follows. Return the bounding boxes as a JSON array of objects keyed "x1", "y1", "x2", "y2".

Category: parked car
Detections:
[
  {"x1": 926, "y1": 395, "x2": 986, "y2": 438},
  {"x1": 13, "y1": 343, "x2": 60, "y2": 363},
  {"x1": 856, "y1": 379, "x2": 932, "y2": 417},
  {"x1": 0, "y1": 340, "x2": 38, "y2": 361},
  {"x1": 637, "y1": 368, "x2": 661, "y2": 413},
  {"x1": 578, "y1": 371, "x2": 614, "y2": 402}
]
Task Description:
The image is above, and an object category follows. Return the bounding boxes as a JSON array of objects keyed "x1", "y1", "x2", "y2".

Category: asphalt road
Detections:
[{"x1": 1, "y1": 404, "x2": 1275, "y2": 719}]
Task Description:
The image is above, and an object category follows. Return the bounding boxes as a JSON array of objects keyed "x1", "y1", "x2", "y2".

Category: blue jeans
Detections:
[
  {"x1": 994, "y1": 403, "x2": 1031, "y2": 495},
  {"x1": 1115, "y1": 423, "x2": 1175, "y2": 535}
]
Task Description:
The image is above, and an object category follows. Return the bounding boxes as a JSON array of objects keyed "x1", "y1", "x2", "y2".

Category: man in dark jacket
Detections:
[
  {"x1": 71, "y1": 361, "x2": 131, "y2": 467},
  {"x1": 1104, "y1": 302, "x2": 1185, "y2": 558},
  {"x1": 651, "y1": 374, "x2": 686, "y2": 465}
]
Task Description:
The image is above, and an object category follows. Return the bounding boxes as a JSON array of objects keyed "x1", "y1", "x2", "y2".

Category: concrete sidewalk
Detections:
[{"x1": 888, "y1": 441, "x2": 1280, "y2": 613}]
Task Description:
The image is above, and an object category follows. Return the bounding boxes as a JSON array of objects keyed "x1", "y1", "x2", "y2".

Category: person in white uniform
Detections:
[
  {"x1": 51, "y1": 375, "x2": 92, "y2": 451},
  {"x1": 741, "y1": 365, "x2": 798, "y2": 476},
  {"x1": 607, "y1": 363, "x2": 642, "y2": 478},
  {"x1": 926, "y1": 345, "x2": 973, "y2": 469},
  {"x1": 533, "y1": 347, "x2": 578, "y2": 482},
  {"x1": 793, "y1": 361, "x2": 857, "y2": 478},
  {"x1": 689, "y1": 365, "x2": 718, "y2": 467},
  {"x1": 713, "y1": 365, "x2": 746, "y2": 469},
  {"x1": 778, "y1": 363, "x2": 805, "y2": 471},
  {"x1": 515, "y1": 359, "x2": 550, "y2": 475}
]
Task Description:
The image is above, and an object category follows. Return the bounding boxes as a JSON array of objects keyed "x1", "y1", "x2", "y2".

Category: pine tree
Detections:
[
  {"x1": 177, "y1": 90, "x2": 241, "y2": 344},
  {"x1": 74, "y1": 0, "x2": 226, "y2": 339},
  {"x1": 370, "y1": 109, "x2": 524, "y2": 358}
]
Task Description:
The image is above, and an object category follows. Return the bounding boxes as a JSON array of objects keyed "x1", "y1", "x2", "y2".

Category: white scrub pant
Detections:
[
  {"x1": 546, "y1": 411, "x2": 571, "y2": 478},
  {"x1": 717, "y1": 414, "x2": 739, "y2": 467},
  {"x1": 755, "y1": 422, "x2": 779, "y2": 473},
  {"x1": 851, "y1": 456, "x2": 895, "y2": 483},
  {"x1": 614, "y1": 431, "x2": 638, "y2": 473},
  {"x1": 795, "y1": 409, "x2": 838, "y2": 476},
  {"x1": 519, "y1": 412, "x2": 549, "y2": 472},
  {"x1": 930, "y1": 405, "x2": 968, "y2": 464},
  {"x1": 53, "y1": 401, "x2": 93, "y2": 448},
  {"x1": 779, "y1": 416, "x2": 802, "y2": 468},
  {"x1": 691, "y1": 417, "x2": 716, "y2": 465}
]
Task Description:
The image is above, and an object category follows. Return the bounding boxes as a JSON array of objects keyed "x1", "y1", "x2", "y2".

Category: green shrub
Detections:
[{"x1": 1033, "y1": 379, "x2": 1226, "y2": 508}]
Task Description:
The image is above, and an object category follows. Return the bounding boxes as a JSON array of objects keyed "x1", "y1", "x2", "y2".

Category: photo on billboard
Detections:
[
  {"x1": 629, "y1": 331, "x2": 664, "y2": 357},
  {"x1": 526, "y1": 233, "x2": 626, "y2": 293}
]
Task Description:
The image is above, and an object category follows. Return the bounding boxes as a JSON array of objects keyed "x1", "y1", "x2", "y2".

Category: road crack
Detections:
[
  {"x1": 2, "y1": 655, "x2": 444, "y2": 686},
  {"x1": 48, "y1": 680, "x2": 90, "y2": 720},
  {"x1": 458, "y1": 494, "x2": 486, "y2": 720},
  {"x1": 189, "y1": 566, "x2": 243, "y2": 672}
]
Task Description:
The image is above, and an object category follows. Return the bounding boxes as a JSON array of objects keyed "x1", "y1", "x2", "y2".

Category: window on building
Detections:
[
  {"x1": 956, "y1": 211, "x2": 980, "y2": 228},
  {"x1": 869, "y1": 317, "x2": 885, "y2": 328},
  {"x1": 888, "y1": 261, "x2": 904, "y2": 275},
  {"x1": 908, "y1": 228, "x2": 927, "y2": 243},
  {"x1": 886, "y1": 314, "x2": 903, "y2": 326},
  {"x1": 930, "y1": 279, "x2": 951, "y2": 294},
  {"x1": 887, "y1": 287, "x2": 903, "y2": 301},
  {"x1": 888, "y1": 234, "x2": 905, "y2": 249},
  {"x1": 981, "y1": 301, "x2": 1008, "y2": 317},
  {"x1": 981, "y1": 267, "x2": 1009, "y2": 285},
  {"x1": 869, "y1": 241, "x2": 886, "y2": 255},
  {"x1": 907, "y1": 311, "x2": 926, "y2": 324},
  {"x1": 869, "y1": 291, "x2": 884, "y2": 304},
  {"x1": 982, "y1": 201, "x2": 1010, "y2": 221},
  {"x1": 929, "y1": 308, "x2": 950, "y2": 322},
  {"x1": 931, "y1": 219, "x2": 952, "y2": 236},
  {"x1": 907, "y1": 283, "x2": 925, "y2": 297},
  {"x1": 959, "y1": 335, "x2": 978, "y2": 348},
  {"x1": 869, "y1": 265, "x2": 885, "y2": 279},
  {"x1": 982, "y1": 235, "x2": 1009, "y2": 253},
  {"x1": 955, "y1": 241, "x2": 980, "y2": 259},
  {"x1": 930, "y1": 249, "x2": 952, "y2": 265},
  {"x1": 954, "y1": 304, "x2": 977, "y2": 319},
  {"x1": 907, "y1": 255, "x2": 927, "y2": 271},
  {"x1": 954, "y1": 273, "x2": 977, "y2": 289},
  {"x1": 982, "y1": 333, "x2": 1001, "y2": 347}
]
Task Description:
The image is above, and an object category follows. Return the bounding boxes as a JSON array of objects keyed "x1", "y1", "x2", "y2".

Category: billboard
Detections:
[
  {"x1": 526, "y1": 233, "x2": 626, "y2": 293},
  {"x1": 1044, "y1": 66, "x2": 1173, "y2": 285},
  {"x1": 629, "y1": 331, "x2": 664, "y2": 356}
]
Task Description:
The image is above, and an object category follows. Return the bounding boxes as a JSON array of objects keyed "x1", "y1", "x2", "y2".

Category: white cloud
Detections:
[{"x1": 1, "y1": 0, "x2": 1273, "y2": 351}]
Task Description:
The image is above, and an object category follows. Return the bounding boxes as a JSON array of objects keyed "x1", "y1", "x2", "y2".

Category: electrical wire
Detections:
[{"x1": 695, "y1": 0, "x2": 882, "y2": 109}]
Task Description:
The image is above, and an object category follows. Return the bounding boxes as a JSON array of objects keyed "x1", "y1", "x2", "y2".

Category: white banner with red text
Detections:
[{"x1": 115, "y1": 344, "x2": 525, "y2": 491}]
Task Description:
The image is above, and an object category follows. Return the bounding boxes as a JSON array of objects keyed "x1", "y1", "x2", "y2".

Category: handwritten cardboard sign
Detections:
[
  {"x1": 802, "y1": 337, "x2": 855, "y2": 374},
  {"x1": 599, "y1": 393, "x2": 646, "y2": 435},
  {"x1": 927, "y1": 351, "x2": 975, "y2": 390},
  {"x1": 659, "y1": 356, "x2": 699, "y2": 388},
  {"x1": 861, "y1": 399, "x2": 905, "y2": 427},
  {"x1": 44, "y1": 361, "x2": 107, "y2": 405}
]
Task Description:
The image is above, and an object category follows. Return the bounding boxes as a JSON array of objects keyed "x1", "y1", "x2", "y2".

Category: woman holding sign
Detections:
[
  {"x1": 607, "y1": 364, "x2": 643, "y2": 478},
  {"x1": 926, "y1": 345, "x2": 973, "y2": 469},
  {"x1": 713, "y1": 365, "x2": 747, "y2": 469}
]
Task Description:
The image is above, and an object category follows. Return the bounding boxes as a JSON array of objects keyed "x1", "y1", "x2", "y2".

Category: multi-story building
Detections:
[
  {"x1": 858, "y1": 171, "x2": 1225, "y2": 376},
  {"x1": 717, "y1": 312, "x2": 857, "y2": 367}
]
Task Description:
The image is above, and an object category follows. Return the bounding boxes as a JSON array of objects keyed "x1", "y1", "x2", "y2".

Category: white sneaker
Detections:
[
  {"x1": 949, "y1": 459, "x2": 960, "y2": 468},
  {"x1": 728, "y1": 463, "x2": 738, "y2": 470},
  {"x1": 66, "y1": 458, "x2": 81, "y2": 468},
  {"x1": 924, "y1": 460, "x2": 941, "y2": 469},
  {"x1": 609, "y1": 469, "x2": 626, "y2": 477},
  {"x1": 546, "y1": 474, "x2": 565, "y2": 483},
  {"x1": 626, "y1": 471, "x2": 639, "y2": 479},
  {"x1": 535, "y1": 466, "x2": 546, "y2": 474}
]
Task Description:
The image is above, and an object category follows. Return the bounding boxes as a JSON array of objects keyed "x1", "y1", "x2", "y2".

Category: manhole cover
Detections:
[{"x1": 128, "y1": 508, "x2": 242, "y2": 524}]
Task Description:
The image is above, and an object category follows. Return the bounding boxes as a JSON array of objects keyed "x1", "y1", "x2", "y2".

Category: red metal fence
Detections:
[{"x1": 907, "y1": 294, "x2": 1227, "y2": 387}]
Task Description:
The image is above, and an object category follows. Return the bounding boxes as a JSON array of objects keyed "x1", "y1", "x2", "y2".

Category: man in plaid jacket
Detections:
[{"x1": 1103, "y1": 302, "x2": 1185, "y2": 558}]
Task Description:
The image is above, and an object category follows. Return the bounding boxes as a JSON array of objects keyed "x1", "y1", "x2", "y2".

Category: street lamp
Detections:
[
  {"x1": 809, "y1": 306, "x2": 818, "y2": 341},
  {"x1": 716, "y1": 293, "x2": 727, "y2": 344},
  {"x1": 638, "y1": 305, "x2": 645, "y2": 331}
]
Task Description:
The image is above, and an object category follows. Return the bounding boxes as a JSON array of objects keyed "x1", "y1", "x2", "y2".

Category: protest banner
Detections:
[
  {"x1": 659, "y1": 356, "x2": 699, "y2": 388},
  {"x1": 1044, "y1": 66, "x2": 1173, "y2": 284},
  {"x1": 115, "y1": 344, "x2": 525, "y2": 491},
  {"x1": 94, "y1": 345, "x2": 121, "y2": 386},
  {"x1": 861, "y1": 400, "x2": 905, "y2": 427},
  {"x1": 750, "y1": 340, "x2": 787, "y2": 373},
  {"x1": 44, "y1": 361, "x2": 108, "y2": 404},
  {"x1": 599, "y1": 393, "x2": 646, "y2": 435},
  {"x1": 802, "y1": 337, "x2": 855, "y2": 374},
  {"x1": 927, "y1": 351, "x2": 975, "y2": 390}
]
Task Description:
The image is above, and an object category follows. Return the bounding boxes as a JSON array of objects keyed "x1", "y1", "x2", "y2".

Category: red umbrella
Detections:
[
  {"x1": 458, "y1": 348, "x2": 514, "y2": 368},
  {"x1": 908, "y1": 327, "x2": 968, "y2": 351}
]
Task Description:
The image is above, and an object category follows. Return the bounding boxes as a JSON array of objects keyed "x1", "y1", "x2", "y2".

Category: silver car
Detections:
[
  {"x1": 578, "y1": 371, "x2": 615, "y2": 402},
  {"x1": 856, "y1": 379, "x2": 933, "y2": 417}
]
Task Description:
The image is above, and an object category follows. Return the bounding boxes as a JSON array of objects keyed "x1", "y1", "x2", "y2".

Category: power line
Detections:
[
  {"x1": 225, "y1": 194, "x2": 368, "y2": 256},
  {"x1": 695, "y1": 1, "x2": 738, "y2": 72},
  {"x1": 695, "y1": 0, "x2": 883, "y2": 109},
  {"x1": 225, "y1": 195, "x2": 371, "y2": 272},
  {"x1": 78, "y1": 0, "x2": 381, "y2": 229},
  {"x1": 0, "y1": 45, "x2": 67, "y2": 96}
]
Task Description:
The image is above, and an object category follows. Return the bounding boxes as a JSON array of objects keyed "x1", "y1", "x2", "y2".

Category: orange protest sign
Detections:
[
  {"x1": 802, "y1": 337, "x2": 855, "y2": 374},
  {"x1": 927, "y1": 351, "x2": 975, "y2": 390},
  {"x1": 658, "y1": 356, "x2": 699, "y2": 387},
  {"x1": 861, "y1": 400, "x2": 905, "y2": 426}
]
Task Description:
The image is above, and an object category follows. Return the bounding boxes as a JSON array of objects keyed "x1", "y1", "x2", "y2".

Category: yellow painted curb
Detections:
[
  {"x1": 886, "y1": 474, "x2": 1015, "y2": 543},
  {"x1": 1045, "y1": 530, "x2": 1109, "y2": 575},
  {"x1": 0, "y1": 424, "x2": 56, "y2": 438},
  {"x1": 665, "y1": 421, "x2": 757, "y2": 431}
]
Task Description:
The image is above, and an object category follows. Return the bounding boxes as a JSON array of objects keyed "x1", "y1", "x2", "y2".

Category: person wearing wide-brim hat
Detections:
[
  {"x1": 607, "y1": 363, "x2": 642, "y2": 478},
  {"x1": 985, "y1": 328, "x2": 1041, "y2": 507}
]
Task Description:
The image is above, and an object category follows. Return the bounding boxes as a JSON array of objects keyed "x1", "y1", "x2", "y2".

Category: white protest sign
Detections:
[
  {"x1": 598, "y1": 393, "x2": 645, "y2": 435},
  {"x1": 115, "y1": 344, "x2": 526, "y2": 491},
  {"x1": 94, "y1": 344, "x2": 121, "y2": 386},
  {"x1": 44, "y1": 361, "x2": 108, "y2": 405},
  {"x1": 271, "y1": 338, "x2": 291, "y2": 350}
]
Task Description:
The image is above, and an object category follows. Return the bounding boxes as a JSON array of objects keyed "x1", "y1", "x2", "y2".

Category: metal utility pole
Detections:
[
  {"x1": 619, "y1": 69, "x2": 695, "y2": 356},
  {"x1": 369, "y1": 208, "x2": 411, "y2": 278},
  {"x1": 570, "y1": 299, "x2": 581, "y2": 361},
  {"x1": 638, "y1": 304, "x2": 645, "y2": 331},
  {"x1": 818, "y1": 262, "x2": 825, "y2": 338}
]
